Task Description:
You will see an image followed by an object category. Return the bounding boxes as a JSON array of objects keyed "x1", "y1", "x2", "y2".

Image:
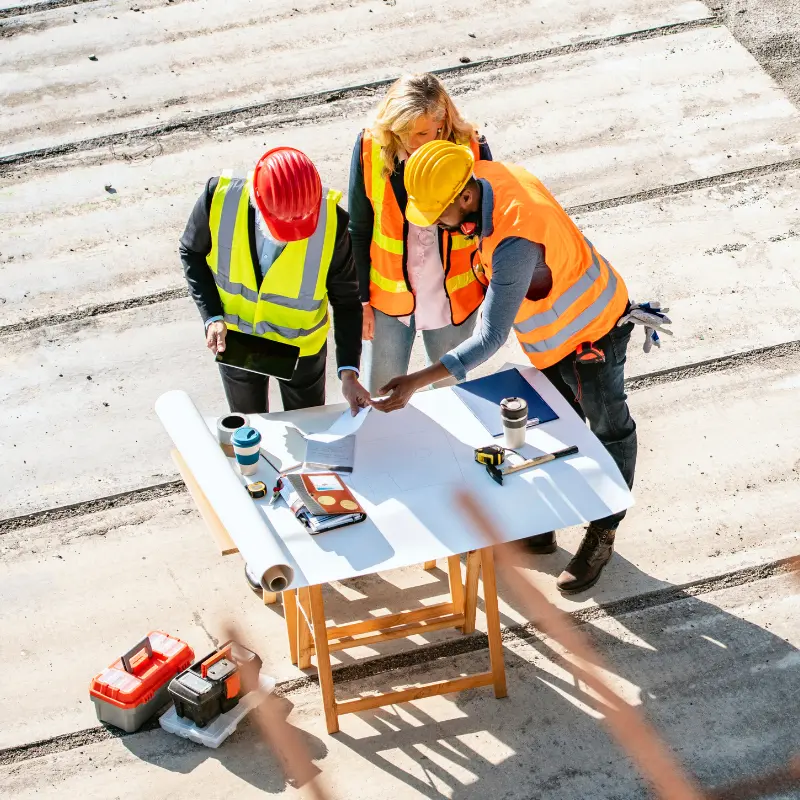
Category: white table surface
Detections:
[{"x1": 210, "y1": 366, "x2": 633, "y2": 590}]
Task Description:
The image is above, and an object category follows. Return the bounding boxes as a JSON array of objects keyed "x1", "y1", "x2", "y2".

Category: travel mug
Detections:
[
  {"x1": 500, "y1": 397, "x2": 528, "y2": 450},
  {"x1": 231, "y1": 426, "x2": 262, "y2": 477}
]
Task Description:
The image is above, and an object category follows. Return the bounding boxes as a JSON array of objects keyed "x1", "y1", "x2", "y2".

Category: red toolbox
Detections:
[{"x1": 90, "y1": 632, "x2": 194, "y2": 732}]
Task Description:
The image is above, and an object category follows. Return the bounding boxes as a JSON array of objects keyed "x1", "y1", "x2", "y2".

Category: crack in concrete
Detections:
[
  {"x1": 0, "y1": 0, "x2": 98, "y2": 21},
  {"x1": 1, "y1": 337, "x2": 796, "y2": 533},
  {"x1": 0, "y1": 555, "x2": 793, "y2": 767},
  {"x1": 624, "y1": 339, "x2": 800, "y2": 391},
  {"x1": 0, "y1": 481, "x2": 185, "y2": 534},
  {"x1": 0, "y1": 17, "x2": 719, "y2": 173},
  {"x1": 0, "y1": 287, "x2": 188, "y2": 337},
  {"x1": 569, "y1": 156, "x2": 800, "y2": 215}
]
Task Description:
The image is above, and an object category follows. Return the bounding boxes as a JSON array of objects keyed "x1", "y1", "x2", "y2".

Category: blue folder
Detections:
[{"x1": 453, "y1": 367, "x2": 558, "y2": 437}]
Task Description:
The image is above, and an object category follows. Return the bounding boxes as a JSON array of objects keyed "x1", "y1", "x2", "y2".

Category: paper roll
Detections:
[{"x1": 156, "y1": 391, "x2": 293, "y2": 592}]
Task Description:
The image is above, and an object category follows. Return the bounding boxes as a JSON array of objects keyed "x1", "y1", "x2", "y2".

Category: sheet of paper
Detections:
[
  {"x1": 326, "y1": 406, "x2": 371, "y2": 437},
  {"x1": 304, "y1": 432, "x2": 356, "y2": 472}
]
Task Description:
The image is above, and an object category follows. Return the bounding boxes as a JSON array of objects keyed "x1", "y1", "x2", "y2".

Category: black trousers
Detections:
[
  {"x1": 540, "y1": 321, "x2": 638, "y2": 530},
  {"x1": 218, "y1": 343, "x2": 327, "y2": 414}
]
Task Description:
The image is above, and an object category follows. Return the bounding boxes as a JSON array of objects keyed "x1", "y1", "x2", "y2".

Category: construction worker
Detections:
[
  {"x1": 180, "y1": 147, "x2": 371, "y2": 594},
  {"x1": 180, "y1": 146, "x2": 370, "y2": 418},
  {"x1": 348, "y1": 73, "x2": 492, "y2": 394},
  {"x1": 371, "y1": 141, "x2": 660, "y2": 594}
]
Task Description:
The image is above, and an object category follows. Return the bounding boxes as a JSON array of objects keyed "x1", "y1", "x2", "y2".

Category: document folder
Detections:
[{"x1": 453, "y1": 367, "x2": 558, "y2": 437}]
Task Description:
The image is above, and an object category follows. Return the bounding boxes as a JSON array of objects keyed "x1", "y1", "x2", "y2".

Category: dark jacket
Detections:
[
  {"x1": 179, "y1": 177, "x2": 362, "y2": 371},
  {"x1": 348, "y1": 132, "x2": 493, "y2": 303}
]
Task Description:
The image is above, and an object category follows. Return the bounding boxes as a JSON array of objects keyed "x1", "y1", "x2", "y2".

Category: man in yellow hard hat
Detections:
[{"x1": 371, "y1": 140, "x2": 650, "y2": 594}]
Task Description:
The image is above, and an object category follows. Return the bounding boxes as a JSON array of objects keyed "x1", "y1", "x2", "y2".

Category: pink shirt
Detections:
[{"x1": 399, "y1": 221, "x2": 451, "y2": 330}]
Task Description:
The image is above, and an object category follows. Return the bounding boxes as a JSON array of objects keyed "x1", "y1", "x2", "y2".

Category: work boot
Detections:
[
  {"x1": 522, "y1": 531, "x2": 557, "y2": 554},
  {"x1": 556, "y1": 525, "x2": 616, "y2": 593}
]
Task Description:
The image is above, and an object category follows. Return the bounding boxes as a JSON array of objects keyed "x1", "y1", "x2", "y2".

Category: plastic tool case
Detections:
[
  {"x1": 168, "y1": 641, "x2": 262, "y2": 728},
  {"x1": 89, "y1": 632, "x2": 194, "y2": 732}
]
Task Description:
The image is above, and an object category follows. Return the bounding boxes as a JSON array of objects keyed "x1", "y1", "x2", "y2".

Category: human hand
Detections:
[
  {"x1": 206, "y1": 320, "x2": 228, "y2": 354},
  {"x1": 361, "y1": 303, "x2": 375, "y2": 341},
  {"x1": 370, "y1": 373, "x2": 421, "y2": 413},
  {"x1": 340, "y1": 371, "x2": 371, "y2": 416}
]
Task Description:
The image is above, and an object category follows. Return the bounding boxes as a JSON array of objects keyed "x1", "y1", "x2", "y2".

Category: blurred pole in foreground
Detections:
[{"x1": 456, "y1": 489, "x2": 705, "y2": 800}]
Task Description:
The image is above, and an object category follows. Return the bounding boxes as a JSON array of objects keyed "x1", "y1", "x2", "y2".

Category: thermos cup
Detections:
[
  {"x1": 500, "y1": 397, "x2": 528, "y2": 450},
  {"x1": 232, "y1": 426, "x2": 262, "y2": 477}
]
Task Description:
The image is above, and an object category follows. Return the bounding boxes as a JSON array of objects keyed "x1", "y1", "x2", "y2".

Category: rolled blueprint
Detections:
[{"x1": 155, "y1": 390, "x2": 293, "y2": 592}]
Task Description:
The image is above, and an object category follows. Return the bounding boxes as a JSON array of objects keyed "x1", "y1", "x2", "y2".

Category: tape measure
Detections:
[
  {"x1": 246, "y1": 481, "x2": 268, "y2": 499},
  {"x1": 474, "y1": 445, "x2": 506, "y2": 467}
]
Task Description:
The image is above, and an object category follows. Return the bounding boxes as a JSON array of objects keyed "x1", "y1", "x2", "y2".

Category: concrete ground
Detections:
[{"x1": 1, "y1": 0, "x2": 799, "y2": 798}]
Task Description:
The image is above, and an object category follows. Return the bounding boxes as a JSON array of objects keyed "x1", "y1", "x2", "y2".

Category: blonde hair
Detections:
[{"x1": 369, "y1": 73, "x2": 477, "y2": 178}]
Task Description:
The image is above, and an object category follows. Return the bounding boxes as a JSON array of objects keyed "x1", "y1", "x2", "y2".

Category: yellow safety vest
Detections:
[{"x1": 206, "y1": 171, "x2": 341, "y2": 357}]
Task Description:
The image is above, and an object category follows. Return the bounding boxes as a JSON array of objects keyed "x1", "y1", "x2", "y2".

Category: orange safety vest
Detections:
[
  {"x1": 361, "y1": 130, "x2": 485, "y2": 324},
  {"x1": 473, "y1": 161, "x2": 629, "y2": 369}
]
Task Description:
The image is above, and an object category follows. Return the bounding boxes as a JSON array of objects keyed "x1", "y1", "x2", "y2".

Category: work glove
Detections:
[{"x1": 617, "y1": 301, "x2": 673, "y2": 353}]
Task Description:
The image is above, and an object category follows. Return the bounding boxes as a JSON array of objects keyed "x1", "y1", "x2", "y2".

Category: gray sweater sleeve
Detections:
[{"x1": 440, "y1": 237, "x2": 548, "y2": 381}]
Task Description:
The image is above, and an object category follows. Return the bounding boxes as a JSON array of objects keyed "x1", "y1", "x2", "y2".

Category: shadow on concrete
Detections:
[
  {"x1": 119, "y1": 696, "x2": 327, "y2": 795},
  {"x1": 332, "y1": 553, "x2": 799, "y2": 799}
]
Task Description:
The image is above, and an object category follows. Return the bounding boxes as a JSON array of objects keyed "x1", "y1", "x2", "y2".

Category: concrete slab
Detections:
[
  {"x1": 0, "y1": 0, "x2": 711, "y2": 154},
  {"x1": 4, "y1": 27, "x2": 800, "y2": 324},
  {"x1": 1, "y1": 572, "x2": 796, "y2": 798},
  {"x1": 2, "y1": 348, "x2": 797, "y2": 748}
]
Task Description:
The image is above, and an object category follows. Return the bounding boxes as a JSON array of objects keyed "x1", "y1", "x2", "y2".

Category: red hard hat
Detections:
[{"x1": 252, "y1": 147, "x2": 322, "y2": 242}]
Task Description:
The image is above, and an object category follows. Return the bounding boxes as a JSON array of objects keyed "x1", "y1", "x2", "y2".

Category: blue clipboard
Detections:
[{"x1": 453, "y1": 367, "x2": 558, "y2": 437}]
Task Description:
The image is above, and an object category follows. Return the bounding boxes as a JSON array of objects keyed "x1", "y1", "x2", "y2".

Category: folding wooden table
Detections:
[
  {"x1": 164, "y1": 365, "x2": 632, "y2": 734},
  {"x1": 174, "y1": 448, "x2": 506, "y2": 734}
]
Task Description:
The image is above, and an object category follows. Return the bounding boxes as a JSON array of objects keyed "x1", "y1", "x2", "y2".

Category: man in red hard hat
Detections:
[{"x1": 180, "y1": 147, "x2": 369, "y2": 417}]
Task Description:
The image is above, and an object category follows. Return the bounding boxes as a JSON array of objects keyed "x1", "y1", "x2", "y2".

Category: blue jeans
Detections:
[
  {"x1": 363, "y1": 309, "x2": 478, "y2": 395},
  {"x1": 541, "y1": 320, "x2": 638, "y2": 530}
]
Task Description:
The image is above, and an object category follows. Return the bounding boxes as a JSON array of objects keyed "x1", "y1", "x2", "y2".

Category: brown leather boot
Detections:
[
  {"x1": 556, "y1": 525, "x2": 616, "y2": 593},
  {"x1": 522, "y1": 531, "x2": 557, "y2": 554}
]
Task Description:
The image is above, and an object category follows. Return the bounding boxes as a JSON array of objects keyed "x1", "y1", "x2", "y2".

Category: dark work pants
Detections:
[
  {"x1": 218, "y1": 343, "x2": 327, "y2": 414},
  {"x1": 541, "y1": 321, "x2": 637, "y2": 530}
]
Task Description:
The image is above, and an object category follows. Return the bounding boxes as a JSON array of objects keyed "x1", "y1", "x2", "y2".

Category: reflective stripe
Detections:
[
  {"x1": 225, "y1": 314, "x2": 254, "y2": 334},
  {"x1": 450, "y1": 234, "x2": 476, "y2": 251},
  {"x1": 445, "y1": 270, "x2": 478, "y2": 293},
  {"x1": 369, "y1": 139, "x2": 404, "y2": 255},
  {"x1": 258, "y1": 294, "x2": 325, "y2": 311},
  {"x1": 299, "y1": 193, "x2": 328, "y2": 299},
  {"x1": 256, "y1": 192, "x2": 330, "y2": 311},
  {"x1": 214, "y1": 174, "x2": 262, "y2": 302},
  {"x1": 224, "y1": 312, "x2": 329, "y2": 339},
  {"x1": 522, "y1": 268, "x2": 618, "y2": 354},
  {"x1": 369, "y1": 266, "x2": 406, "y2": 294},
  {"x1": 215, "y1": 273, "x2": 258, "y2": 302},
  {"x1": 514, "y1": 243, "x2": 603, "y2": 335}
]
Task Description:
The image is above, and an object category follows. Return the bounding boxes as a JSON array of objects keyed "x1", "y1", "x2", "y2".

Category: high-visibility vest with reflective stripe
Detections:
[
  {"x1": 473, "y1": 161, "x2": 629, "y2": 369},
  {"x1": 361, "y1": 131, "x2": 485, "y2": 324},
  {"x1": 207, "y1": 171, "x2": 340, "y2": 357}
]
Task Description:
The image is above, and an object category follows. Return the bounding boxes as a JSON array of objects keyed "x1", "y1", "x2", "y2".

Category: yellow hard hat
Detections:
[{"x1": 404, "y1": 140, "x2": 475, "y2": 227}]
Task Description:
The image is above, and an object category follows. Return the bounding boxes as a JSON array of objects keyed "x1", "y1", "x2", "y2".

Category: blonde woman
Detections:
[{"x1": 348, "y1": 73, "x2": 492, "y2": 395}]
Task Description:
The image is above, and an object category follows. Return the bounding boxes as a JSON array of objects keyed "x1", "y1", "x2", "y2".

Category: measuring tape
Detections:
[
  {"x1": 474, "y1": 445, "x2": 506, "y2": 467},
  {"x1": 246, "y1": 481, "x2": 268, "y2": 499}
]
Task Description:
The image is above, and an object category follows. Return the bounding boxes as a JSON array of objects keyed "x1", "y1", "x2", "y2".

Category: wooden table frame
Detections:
[{"x1": 172, "y1": 449, "x2": 508, "y2": 734}]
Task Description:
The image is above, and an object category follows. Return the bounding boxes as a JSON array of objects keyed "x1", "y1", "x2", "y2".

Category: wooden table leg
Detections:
[
  {"x1": 308, "y1": 584, "x2": 339, "y2": 734},
  {"x1": 479, "y1": 547, "x2": 507, "y2": 698},
  {"x1": 297, "y1": 587, "x2": 314, "y2": 670},
  {"x1": 263, "y1": 591, "x2": 278, "y2": 605},
  {"x1": 283, "y1": 589, "x2": 299, "y2": 665},
  {"x1": 447, "y1": 555, "x2": 465, "y2": 631},
  {"x1": 423, "y1": 560, "x2": 436, "y2": 570},
  {"x1": 462, "y1": 550, "x2": 481, "y2": 635}
]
